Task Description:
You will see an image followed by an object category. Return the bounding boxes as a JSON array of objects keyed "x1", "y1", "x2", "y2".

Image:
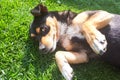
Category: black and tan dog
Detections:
[{"x1": 30, "y1": 4, "x2": 120, "y2": 80}]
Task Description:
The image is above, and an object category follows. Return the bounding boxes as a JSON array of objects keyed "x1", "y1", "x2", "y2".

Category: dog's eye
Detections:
[
  {"x1": 41, "y1": 27, "x2": 47, "y2": 32},
  {"x1": 42, "y1": 28, "x2": 45, "y2": 32},
  {"x1": 40, "y1": 26, "x2": 50, "y2": 36}
]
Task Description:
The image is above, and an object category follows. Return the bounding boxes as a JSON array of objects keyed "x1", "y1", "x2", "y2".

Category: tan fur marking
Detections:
[
  {"x1": 41, "y1": 36, "x2": 52, "y2": 48},
  {"x1": 31, "y1": 33, "x2": 36, "y2": 37},
  {"x1": 72, "y1": 12, "x2": 89, "y2": 25},
  {"x1": 55, "y1": 51, "x2": 88, "y2": 72},
  {"x1": 85, "y1": 11, "x2": 114, "y2": 29},
  {"x1": 36, "y1": 27, "x2": 40, "y2": 34},
  {"x1": 62, "y1": 37, "x2": 73, "y2": 51},
  {"x1": 46, "y1": 17, "x2": 56, "y2": 26},
  {"x1": 53, "y1": 17, "x2": 59, "y2": 40},
  {"x1": 82, "y1": 22, "x2": 101, "y2": 47}
]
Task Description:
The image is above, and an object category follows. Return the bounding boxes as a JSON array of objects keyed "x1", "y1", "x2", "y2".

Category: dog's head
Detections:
[{"x1": 30, "y1": 4, "x2": 59, "y2": 53}]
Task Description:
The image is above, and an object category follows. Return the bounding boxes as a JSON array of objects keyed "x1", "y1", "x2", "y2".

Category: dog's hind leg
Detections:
[
  {"x1": 72, "y1": 11, "x2": 90, "y2": 25},
  {"x1": 55, "y1": 51, "x2": 88, "y2": 80},
  {"x1": 85, "y1": 10, "x2": 114, "y2": 29},
  {"x1": 82, "y1": 11, "x2": 114, "y2": 55}
]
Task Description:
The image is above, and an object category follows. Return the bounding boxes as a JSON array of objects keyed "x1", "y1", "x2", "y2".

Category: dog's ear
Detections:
[{"x1": 31, "y1": 4, "x2": 48, "y2": 16}]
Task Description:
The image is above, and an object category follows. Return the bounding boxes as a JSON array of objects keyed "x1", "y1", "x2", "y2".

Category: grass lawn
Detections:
[{"x1": 0, "y1": 0, "x2": 120, "y2": 80}]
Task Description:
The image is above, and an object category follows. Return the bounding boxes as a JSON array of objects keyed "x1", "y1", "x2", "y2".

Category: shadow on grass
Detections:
[
  {"x1": 21, "y1": 37, "x2": 63, "y2": 79},
  {"x1": 72, "y1": 60, "x2": 120, "y2": 80}
]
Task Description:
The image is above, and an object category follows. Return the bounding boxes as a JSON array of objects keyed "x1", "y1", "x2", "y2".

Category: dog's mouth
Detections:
[
  {"x1": 39, "y1": 47, "x2": 54, "y2": 54},
  {"x1": 39, "y1": 45, "x2": 56, "y2": 54}
]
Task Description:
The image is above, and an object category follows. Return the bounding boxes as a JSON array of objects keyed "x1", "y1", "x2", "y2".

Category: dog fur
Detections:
[{"x1": 30, "y1": 4, "x2": 120, "y2": 80}]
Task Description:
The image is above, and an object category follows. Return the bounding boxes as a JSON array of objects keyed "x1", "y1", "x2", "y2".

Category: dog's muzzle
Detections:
[{"x1": 39, "y1": 43, "x2": 54, "y2": 54}]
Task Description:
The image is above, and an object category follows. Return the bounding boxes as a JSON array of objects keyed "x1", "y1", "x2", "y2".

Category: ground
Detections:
[{"x1": 0, "y1": 0, "x2": 120, "y2": 80}]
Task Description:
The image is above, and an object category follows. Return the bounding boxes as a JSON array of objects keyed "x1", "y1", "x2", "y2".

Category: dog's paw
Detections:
[
  {"x1": 61, "y1": 63, "x2": 74, "y2": 80},
  {"x1": 90, "y1": 31, "x2": 107, "y2": 55}
]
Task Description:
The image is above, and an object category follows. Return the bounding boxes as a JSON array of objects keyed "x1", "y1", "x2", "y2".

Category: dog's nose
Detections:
[
  {"x1": 99, "y1": 48, "x2": 106, "y2": 55},
  {"x1": 39, "y1": 44, "x2": 49, "y2": 54},
  {"x1": 39, "y1": 43, "x2": 45, "y2": 50},
  {"x1": 99, "y1": 50, "x2": 104, "y2": 55}
]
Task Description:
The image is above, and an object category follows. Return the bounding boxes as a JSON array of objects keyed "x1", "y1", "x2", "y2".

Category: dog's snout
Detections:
[
  {"x1": 39, "y1": 43, "x2": 45, "y2": 50},
  {"x1": 99, "y1": 50, "x2": 104, "y2": 55},
  {"x1": 39, "y1": 43, "x2": 50, "y2": 54},
  {"x1": 99, "y1": 48, "x2": 106, "y2": 55}
]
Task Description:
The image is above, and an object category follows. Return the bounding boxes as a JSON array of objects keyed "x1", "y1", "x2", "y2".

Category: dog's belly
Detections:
[{"x1": 100, "y1": 14, "x2": 120, "y2": 67}]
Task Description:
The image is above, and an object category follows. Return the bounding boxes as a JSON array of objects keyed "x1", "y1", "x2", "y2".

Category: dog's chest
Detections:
[{"x1": 58, "y1": 26, "x2": 91, "y2": 52}]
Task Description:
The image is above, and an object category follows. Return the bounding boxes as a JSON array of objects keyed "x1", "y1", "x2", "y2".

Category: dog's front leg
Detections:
[
  {"x1": 82, "y1": 11, "x2": 114, "y2": 55},
  {"x1": 55, "y1": 51, "x2": 88, "y2": 80}
]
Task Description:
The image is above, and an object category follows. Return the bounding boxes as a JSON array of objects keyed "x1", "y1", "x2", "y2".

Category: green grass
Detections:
[{"x1": 0, "y1": 0, "x2": 120, "y2": 80}]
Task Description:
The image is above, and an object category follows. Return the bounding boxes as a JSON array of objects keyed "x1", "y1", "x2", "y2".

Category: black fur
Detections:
[{"x1": 100, "y1": 15, "x2": 120, "y2": 67}]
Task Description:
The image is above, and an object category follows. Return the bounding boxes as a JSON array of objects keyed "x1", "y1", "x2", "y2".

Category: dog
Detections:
[{"x1": 30, "y1": 4, "x2": 120, "y2": 80}]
